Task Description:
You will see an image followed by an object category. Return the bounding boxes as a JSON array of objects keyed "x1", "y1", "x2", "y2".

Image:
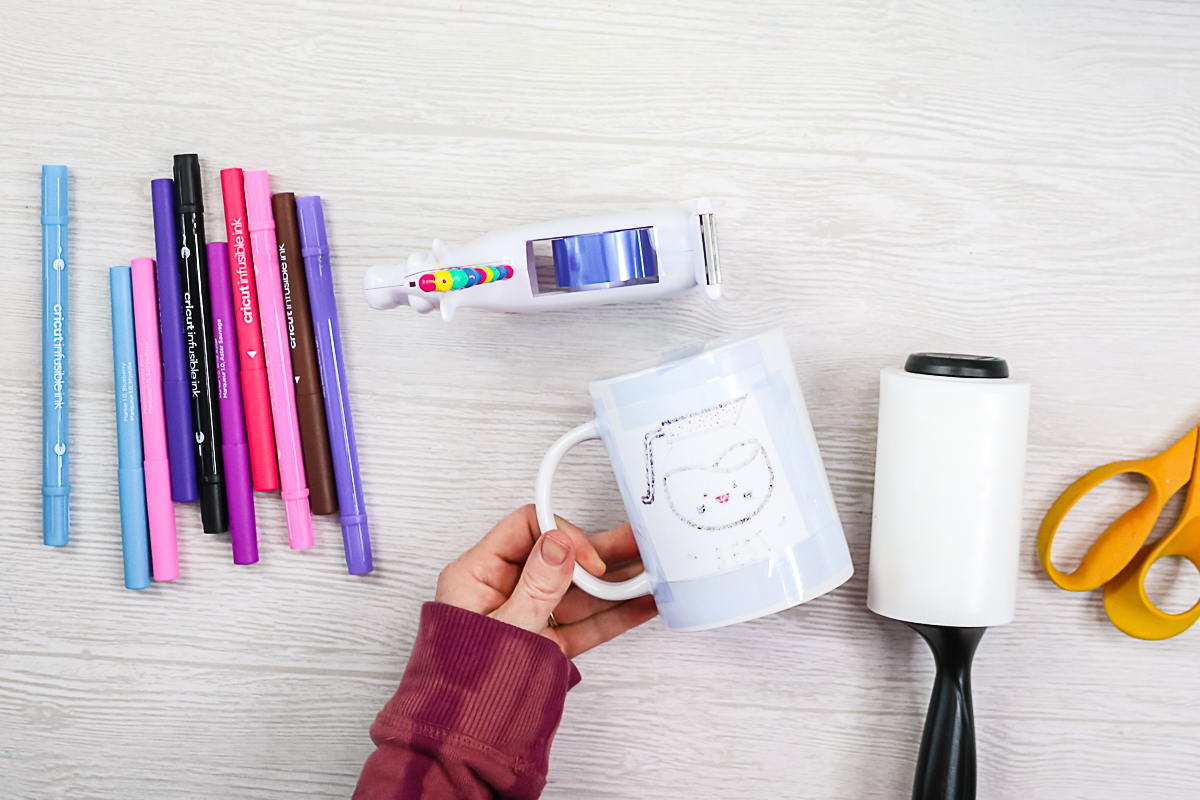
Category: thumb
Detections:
[{"x1": 490, "y1": 531, "x2": 575, "y2": 634}]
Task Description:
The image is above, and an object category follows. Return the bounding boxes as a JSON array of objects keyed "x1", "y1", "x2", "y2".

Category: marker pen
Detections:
[
  {"x1": 207, "y1": 242, "x2": 259, "y2": 565},
  {"x1": 152, "y1": 179, "x2": 198, "y2": 503},
  {"x1": 173, "y1": 154, "x2": 229, "y2": 533},
  {"x1": 273, "y1": 192, "x2": 338, "y2": 516},
  {"x1": 244, "y1": 170, "x2": 313, "y2": 550},
  {"x1": 110, "y1": 266, "x2": 152, "y2": 590},
  {"x1": 220, "y1": 169, "x2": 278, "y2": 493},
  {"x1": 41, "y1": 165, "x2": 70, "y2": 546},
  {"x1": 131, "y1": 258, "x2": 179, "y2": 581},
  {"x1": 297, "y1": 196, "x2": 373, "y2": 574}
]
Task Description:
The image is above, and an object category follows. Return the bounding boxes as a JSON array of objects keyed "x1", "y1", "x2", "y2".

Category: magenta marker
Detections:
[{"x1": 207, "y1": 242, "x2": 259, "y2": 564}]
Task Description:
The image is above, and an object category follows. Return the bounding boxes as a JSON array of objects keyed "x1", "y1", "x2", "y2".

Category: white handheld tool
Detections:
[{"x1": 363, "y1": 199, "x2": 721, "y2": 320}]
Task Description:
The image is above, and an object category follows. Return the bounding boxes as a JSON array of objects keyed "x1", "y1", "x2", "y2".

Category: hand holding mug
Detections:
[
  {"x1": 435, "y1": 505, "x2": 659, "y2": 657},
  {"x1": 536, "y1": 327, "x2": 854, "y2": 631}
]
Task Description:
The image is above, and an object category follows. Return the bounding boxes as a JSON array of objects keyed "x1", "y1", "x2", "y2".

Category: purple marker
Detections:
[
  {"x1": 207, "y1": 242, "x2": 259, "y2": 564},
  {"x1": 295, "y1": 196, "x2": 372, "y2": 574},
  {"x1": 152, "y1": 179, "x2": 199, "y2": 503}
]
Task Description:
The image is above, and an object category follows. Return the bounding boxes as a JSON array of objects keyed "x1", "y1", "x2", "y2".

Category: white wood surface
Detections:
[{"x1": 3, "y1": 1, "x2": 1200, "y2": 797}]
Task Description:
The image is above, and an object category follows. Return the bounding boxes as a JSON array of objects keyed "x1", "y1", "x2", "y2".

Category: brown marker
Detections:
[{"x1": 272, "y1": 192, "x2": 338, "y2": 515}]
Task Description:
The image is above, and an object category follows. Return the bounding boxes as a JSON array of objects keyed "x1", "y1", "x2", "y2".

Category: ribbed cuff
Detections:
[{"x1": 381, "y1": 602, "x2": 580, "y2": 776}]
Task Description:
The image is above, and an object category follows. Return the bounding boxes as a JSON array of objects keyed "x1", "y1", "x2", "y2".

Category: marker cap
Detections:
[
  {"x1": 243, "y1": 170, "x2": 274, "y2": 231},
  {"x1": 341, "y1": 517, "x2": 373, "y2": 575},
  {"x1": 173, "y1": 154, "x2": 204, "y2": 212},
  {"x1": 118, "y1": 466, "x2": 152, "y2": 590},
  {"x1": 225, "y1": 443, "x2": 259, "y2": 565},
  {"x1": 143, "y1": 461, "x2": 179, "y2": 581},
  {"x1": 199, "y1": 481, "x2": 230, "y2": 533},
  {"x1": 295, "y1": 195, "x2": 329, "y2": 254},
  {"x1": 43, "y1": 490, "x2": 69, "y2": 547},
  {"x1": 41, "y1": 165, "x2": 68, "y2": 224},
  {"x1": 283, "y1": 494, "x2": 314, "y2": 550},
  {"x1": 162, "y1": 380, "x2": 198, "y2": 501}
]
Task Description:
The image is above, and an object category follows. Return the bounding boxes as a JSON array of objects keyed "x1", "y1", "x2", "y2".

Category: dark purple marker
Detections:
[
  {"x1": 152, "y1": 179, "x2": 199, "y2": 502},
  {"x1": 207, "y1": 242, "x2": 259, "y2": 564},
  {"x1": 296, "y1": 196, "x2": 372, "y2": 574}
]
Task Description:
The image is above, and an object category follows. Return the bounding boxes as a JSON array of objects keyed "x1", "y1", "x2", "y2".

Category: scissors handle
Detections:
[
  {"x1": 1038, "y1": 427, "x2": 1198, "y2": 593},
  {"x1": 1104, "y1": 434, "x2": 1200, "y2": 640}
]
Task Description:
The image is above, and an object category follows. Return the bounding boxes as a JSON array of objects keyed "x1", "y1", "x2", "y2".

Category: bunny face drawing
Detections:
[{"x1": 641, "y1": 396, "x2": 775, "y2": 532}]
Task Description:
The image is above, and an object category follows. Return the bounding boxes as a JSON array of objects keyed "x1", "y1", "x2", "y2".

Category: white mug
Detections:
[{"x1": 535, "y1": 327, "x2": 853, "y2": 631}]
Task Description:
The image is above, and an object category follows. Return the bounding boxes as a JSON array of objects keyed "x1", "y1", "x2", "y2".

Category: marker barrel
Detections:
[
  {"x1": 174, "y1": 154, "x2": 229, "y2": 533},
  {"x1": 42, "y1": 165, "x2": 70, "y2": 546},
  {"x1": 244, "y1": 170, "x2": 313, "y2": 549},
  {"x1": 274, "y1": 192, "x2": 338, "y2": 516},
  {"x1": 297, "y1": 196, "x2": 373, "y2": 574},
  {"x1": 151, "y1": 179, "x2": 199, "y2": 503},
  {"x1": 110, "y1": 266, "x2": 152, "y2": 590},
  {"x1": 220, "y1": 168, "x2": 279, "y2": 493},
  {"x1": 208, "y1": 242, "x2": 260, "y2": 565},
  {"x1": 131, "y1": 258, "x2": 180, "y2": 581}
]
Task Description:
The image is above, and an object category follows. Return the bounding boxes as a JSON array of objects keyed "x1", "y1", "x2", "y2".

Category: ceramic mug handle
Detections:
[{"x1": 535, "y1": 420, "x2": 653, "y2": 601}]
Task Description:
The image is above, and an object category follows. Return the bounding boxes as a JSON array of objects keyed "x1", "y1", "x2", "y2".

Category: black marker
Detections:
[{"x1": 173, "y1": 154, "x2": 229, "y2": 533}]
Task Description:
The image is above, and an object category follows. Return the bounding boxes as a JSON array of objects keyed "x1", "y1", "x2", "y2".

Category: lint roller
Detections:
[
  {"x1": 363, "y1": 199, "x2": 721, "y2": 320},
  {"x1": 867, "y1": 353, "x2": 1030, "y2": 800}
]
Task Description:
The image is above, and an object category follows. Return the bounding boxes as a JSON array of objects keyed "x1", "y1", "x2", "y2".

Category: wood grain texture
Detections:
[{"x1": 3, "y1": 0, "x2": 1200, "y2": 797}]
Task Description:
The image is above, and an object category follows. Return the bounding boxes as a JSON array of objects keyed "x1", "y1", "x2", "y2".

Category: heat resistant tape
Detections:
[{"x1": 550, "y1": 227, "x2": 657, "y2": 289}]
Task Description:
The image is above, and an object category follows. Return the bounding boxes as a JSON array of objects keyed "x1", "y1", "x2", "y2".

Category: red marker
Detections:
[{"x1": 220, "y1": 168, "x2": 279, "y2": 492}]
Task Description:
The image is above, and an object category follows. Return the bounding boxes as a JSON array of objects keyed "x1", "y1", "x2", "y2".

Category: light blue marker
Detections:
[
  {"x1": 110, "y1": 266, "x2": 151, "y2": 590},
  {"x1": 42, "y1": 166, "x2": 70, "y2": 546}
]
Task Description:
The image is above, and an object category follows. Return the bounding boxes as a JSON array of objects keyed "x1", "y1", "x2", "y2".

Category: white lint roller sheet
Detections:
[{"x1": 867, "y1": 367, "x2": 1031, "y2": 627}]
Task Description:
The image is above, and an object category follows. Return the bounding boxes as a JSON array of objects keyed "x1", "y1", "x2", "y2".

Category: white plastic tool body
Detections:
[{"x1": 363, "y1": 199, "x2": 720, "y2": 320}]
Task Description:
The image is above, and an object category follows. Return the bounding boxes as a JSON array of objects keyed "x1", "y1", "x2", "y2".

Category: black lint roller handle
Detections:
[{"x1": 907, "y1": 624, "x2": 987, "y2": 800}]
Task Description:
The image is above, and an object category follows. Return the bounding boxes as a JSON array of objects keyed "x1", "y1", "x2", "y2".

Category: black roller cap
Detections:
[
  {"x1": 173, "y1": 154, "x2": 204, "y2": 212},
  {"x1": 905, "y1": 352, "x2": 1009, "y2": 379}
]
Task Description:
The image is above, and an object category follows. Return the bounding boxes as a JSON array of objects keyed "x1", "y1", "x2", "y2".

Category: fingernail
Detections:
[{"x1": 541, "y1": 532, "x2": 569, "y2": 566}]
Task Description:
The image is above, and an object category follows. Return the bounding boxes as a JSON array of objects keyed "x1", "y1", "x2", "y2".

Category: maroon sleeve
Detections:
[{"x1": 353, "y1": 602, "x2": 582, "y2": 800}]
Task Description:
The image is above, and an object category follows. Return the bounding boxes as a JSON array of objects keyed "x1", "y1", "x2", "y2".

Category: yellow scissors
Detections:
[{"x1": 1039, "y1": 426, "x2": 1200, "y2": 640}]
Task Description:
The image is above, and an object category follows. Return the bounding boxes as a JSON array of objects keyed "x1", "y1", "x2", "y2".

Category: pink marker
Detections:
[
  {"x1": 130, "y1": 257, "x2": 180, "y2": 580},
  {"x1": 243, "y1": 170, "x2": 313, "y2": 549}
]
